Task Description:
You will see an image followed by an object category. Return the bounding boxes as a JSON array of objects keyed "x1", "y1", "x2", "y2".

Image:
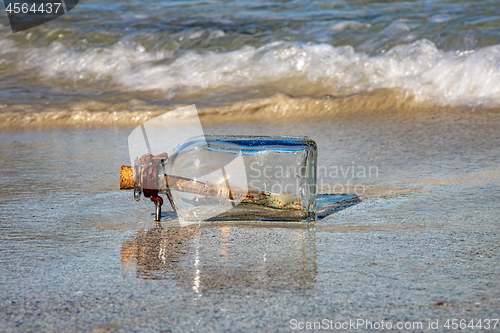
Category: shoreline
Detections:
[{"x1": 1, "y1": 90, "x2": 499, "y2": 130}]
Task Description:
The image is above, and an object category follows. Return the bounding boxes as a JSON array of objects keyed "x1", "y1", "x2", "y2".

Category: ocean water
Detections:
[{"x1": 1, "y1": 0, "x2": 500, "y2": 127}]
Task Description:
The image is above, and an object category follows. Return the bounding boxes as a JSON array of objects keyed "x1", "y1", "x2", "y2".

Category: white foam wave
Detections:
[
  {"x1": 19, "y1": 39, "x2": 500, "y2": 108},
  {"x1": 329, "y1": 21, "x2": 370, "y2": 32}
]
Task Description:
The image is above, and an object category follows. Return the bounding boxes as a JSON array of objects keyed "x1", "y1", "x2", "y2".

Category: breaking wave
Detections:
[{"x1": 15, "y1": 39, "x2": 500, "y2": 109}]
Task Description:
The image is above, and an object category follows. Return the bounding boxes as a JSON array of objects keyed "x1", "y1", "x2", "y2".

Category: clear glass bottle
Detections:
[{"x1": 124, "y1": 135, "x2": 317, "y2": 222}]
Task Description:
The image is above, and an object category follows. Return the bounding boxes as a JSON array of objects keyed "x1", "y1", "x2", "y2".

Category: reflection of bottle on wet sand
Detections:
[
  {"x1": 121, "y1": 225, "x2": 317, "y2": 292},
  {"x1": 121, "y1": 227, "x2": 200, "y2": 279}
]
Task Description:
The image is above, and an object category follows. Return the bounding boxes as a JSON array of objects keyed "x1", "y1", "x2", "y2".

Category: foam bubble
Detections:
[{"x1": 428, "y1": 14, "x2": 455, "y2": 23}]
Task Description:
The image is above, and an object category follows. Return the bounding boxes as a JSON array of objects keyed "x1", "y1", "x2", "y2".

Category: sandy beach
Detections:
[{"x1": 1, "y1": 107, "x2": 499, "y2": 332}]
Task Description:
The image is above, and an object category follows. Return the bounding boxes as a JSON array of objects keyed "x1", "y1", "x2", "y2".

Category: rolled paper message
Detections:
[{"x1": 119, "y1": 165, "x2": 302, "y2": 210}]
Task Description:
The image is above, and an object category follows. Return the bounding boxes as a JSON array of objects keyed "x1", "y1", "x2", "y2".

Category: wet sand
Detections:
[{"x1": 0, "y1": 109, "x2": 499, "y2": 332}]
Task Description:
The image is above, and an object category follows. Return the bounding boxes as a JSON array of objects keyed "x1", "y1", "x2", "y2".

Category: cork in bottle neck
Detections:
[{"x1": 120, "y1": 165, "x2": 135, "y2": 190}]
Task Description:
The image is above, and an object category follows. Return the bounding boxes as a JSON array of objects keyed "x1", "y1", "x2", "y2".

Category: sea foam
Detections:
[{"x1": 19, "y1": 39, "x2": 500, "y2": 109}]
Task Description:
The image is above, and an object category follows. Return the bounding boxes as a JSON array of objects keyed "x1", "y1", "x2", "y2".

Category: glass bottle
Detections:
[{"x1": 121, "y1": 135, "x2": 317, "y2": 223}]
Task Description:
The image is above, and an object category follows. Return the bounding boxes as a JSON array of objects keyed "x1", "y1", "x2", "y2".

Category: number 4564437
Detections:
[
  {"x1": 444, "y1": 319, "x2": 499, "y2": 330},
  {"x1": 6, "y1": 2, "x2": 63, "y2": 14}
]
